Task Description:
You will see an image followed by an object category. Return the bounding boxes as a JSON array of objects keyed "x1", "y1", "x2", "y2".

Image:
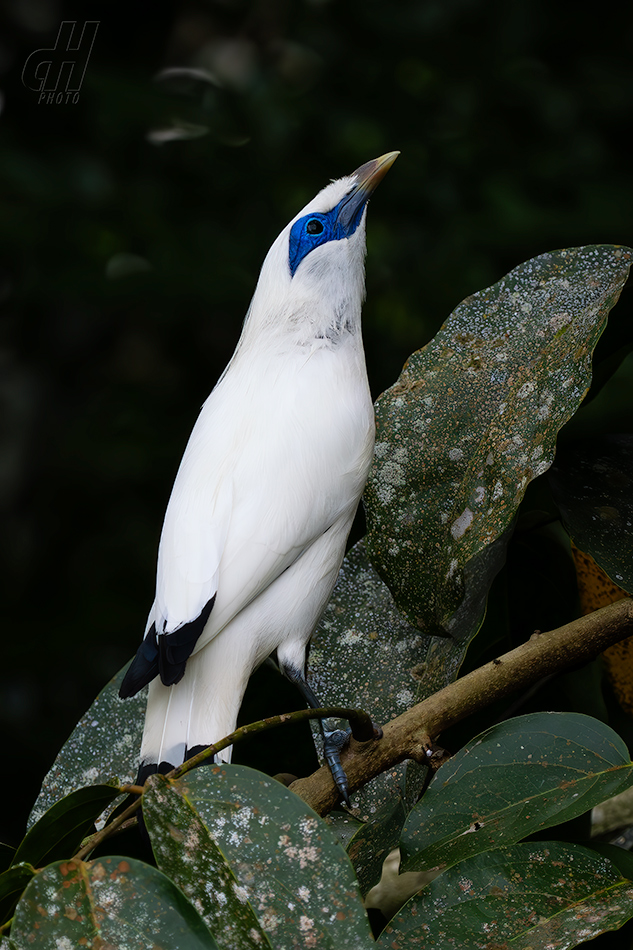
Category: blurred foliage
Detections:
[{"x1": 2, "y1": 0, "x2": 633, "y2": 847}]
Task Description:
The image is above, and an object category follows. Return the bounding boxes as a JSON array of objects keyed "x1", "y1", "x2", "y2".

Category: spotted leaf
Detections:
[
  {"x1": 309, "y1": 541, "x2": 467, "y2": 819},
  {"x1": 400, "y1": 712, "x2": 633, "y2": 874},
  {"x1": 378, "y1": 842, "x2": 633, "y2": 949},
  {"x1": 366, "y1": 245, "x2": 632, "y2": 640},
  {"x1": 10, "y1": 856, "x2": 217, "y2": 949},
  {"x1": 144, "y1": 765, "x2": 374, "y2": 950}
]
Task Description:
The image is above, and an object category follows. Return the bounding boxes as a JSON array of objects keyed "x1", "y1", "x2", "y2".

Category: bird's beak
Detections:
[{"x1": 336, "y1": 151, "x2": 400, "y2": 231}]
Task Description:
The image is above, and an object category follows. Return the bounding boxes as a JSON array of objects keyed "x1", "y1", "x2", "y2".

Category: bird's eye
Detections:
[{"x1": 305, "y1": 218, "x2": 324, "y2": 235}]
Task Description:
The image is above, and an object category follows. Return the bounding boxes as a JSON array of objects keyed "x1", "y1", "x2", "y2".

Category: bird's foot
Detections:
[
  {"x1": 322, "y1": 719, "x2": 383, "y2": 807},
  {"x1": 322, "y1": 728, "x2": 352, "y2": 806}
]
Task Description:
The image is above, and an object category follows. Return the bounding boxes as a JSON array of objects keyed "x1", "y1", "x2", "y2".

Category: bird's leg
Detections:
[{"x1": 281, "y1": 663, "x2": 353, "y2": 806}]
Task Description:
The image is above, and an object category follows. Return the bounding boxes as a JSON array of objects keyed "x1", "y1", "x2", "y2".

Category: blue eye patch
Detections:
[{"x1": 288, "y1": 190, "x2": 367, "y2": 277}]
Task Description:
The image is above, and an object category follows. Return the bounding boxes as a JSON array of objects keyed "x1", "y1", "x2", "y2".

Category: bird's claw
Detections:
[
  {"x1": 323, "y1": 728, "x2": 352, "y2": 807},
  {"x1": 322, "y1": 719, "x2": 383, "y2": 806}
]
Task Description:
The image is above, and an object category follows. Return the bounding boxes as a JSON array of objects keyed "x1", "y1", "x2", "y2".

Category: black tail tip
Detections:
[{"x1": 136, "y1": 759, "x2": 176, "y2": 786}]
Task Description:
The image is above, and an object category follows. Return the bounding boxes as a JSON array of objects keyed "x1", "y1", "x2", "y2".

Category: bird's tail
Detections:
[{"x1": 136, "y1": 633, "x2": 248, "y2": 784}]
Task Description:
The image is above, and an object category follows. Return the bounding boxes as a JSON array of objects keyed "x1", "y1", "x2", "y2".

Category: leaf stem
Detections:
[
  {"x1": 74, "y1": 796, "x2": 142, "y2": 861},
  {"x1": 170, "y1": 705, "x2": 375, "y2": 780}
]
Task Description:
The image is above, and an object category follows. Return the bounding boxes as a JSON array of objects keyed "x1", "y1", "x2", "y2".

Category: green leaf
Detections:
[
  {"x1": 10, "y1": 856, "x2": 217, "y2": 950},
  {"x1": 145, "y1": 764, "x2": 374, "y2": 950},
  {"x1": 0, "y1": 846, "x2": 15, "y2": 875},
  {"x1": 143, "y1": 773, "x2": 269, "y2": 950},
  {"x1": 312, "y1": 541, "x2": 468, "y2": 714},
  {"x1": 401, "y1": 712, "x2": 633, "y2": 873},
  {"x1": 14, "y1": 785, "x2": 120, "y2": 869},
  {"x1": 549, "y1": 435, "x2": 633, "y2": 594},
  {"x1": 378, "y1": 841, "x2": 633, "y2": 949},
  {"x1": 0, "y1": 864, "x2": 35, "y2": 927},
  {"x1": 347, "y1": 797, "x2": 408, "y2": 900},
  {"x1": 324, "y1": 810, "x2": 364, "y2": 849},
  {"x1": 309, "y1": 541, "x2": 468, "y2": 816},
  {"x1": 346, "y1": 761, "x2": 428, "y2": 897},
  {"x1": 586, "y1": 842, "x2": 633, "y2": 881},
  {"x1": 29, "y1": 664, "x2": 145, "y2": 828},
  {"x1": 366, "y1": 244, "x2": 632, "y2": 641}
]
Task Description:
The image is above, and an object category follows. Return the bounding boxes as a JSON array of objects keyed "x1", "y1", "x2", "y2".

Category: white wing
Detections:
[
  {"x1": 153, "y1": 458, "x2": 232, "y2": 634},
  {"x1": 152, "y1": 337, "x2": 374, "y2": 651}
]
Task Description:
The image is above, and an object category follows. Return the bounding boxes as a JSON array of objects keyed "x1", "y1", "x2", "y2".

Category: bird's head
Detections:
[{"x1": 249, "y1": 152, "x2": 399, "y2": 342}]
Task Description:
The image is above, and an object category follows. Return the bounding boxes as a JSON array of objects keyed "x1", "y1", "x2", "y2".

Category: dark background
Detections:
[{"x1": 2, "y1": 0, "x2": 633, "y2": 845}]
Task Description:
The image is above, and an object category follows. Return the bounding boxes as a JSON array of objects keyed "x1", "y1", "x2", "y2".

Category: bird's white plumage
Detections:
[{"x1": 135, "y1": 161, "x2": 391, "y2": 771}]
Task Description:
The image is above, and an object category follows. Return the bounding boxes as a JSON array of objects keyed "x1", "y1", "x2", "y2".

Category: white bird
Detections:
[{"x1": 120, "y1": 151, "x2": 399, "y2": 798}]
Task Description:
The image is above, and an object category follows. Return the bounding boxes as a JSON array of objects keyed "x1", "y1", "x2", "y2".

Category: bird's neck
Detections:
[{"x1": 239, "y1": 291, "x2": 364, "y2": 352}]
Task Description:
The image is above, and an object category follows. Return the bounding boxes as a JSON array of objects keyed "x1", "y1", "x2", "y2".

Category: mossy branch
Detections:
[
  {"x1": 289, "y1": 598, "x2": 633, "y2": 815},
  {"x1": 74, "y1": 599, "x2": 633, "y2": 856}
]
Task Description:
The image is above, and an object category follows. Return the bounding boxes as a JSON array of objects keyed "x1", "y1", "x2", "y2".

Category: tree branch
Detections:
[
  {"x1": 290, "y1": 597, "x2": 633, "y2": 815},
  {"x1": 72, "y1": 707, "x2": 374, "y2": 860}
]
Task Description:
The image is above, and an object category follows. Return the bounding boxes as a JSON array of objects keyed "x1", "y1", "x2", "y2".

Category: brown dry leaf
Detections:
[{"x1": 571, "y1": 541, "x2": 632, "y2": 713}]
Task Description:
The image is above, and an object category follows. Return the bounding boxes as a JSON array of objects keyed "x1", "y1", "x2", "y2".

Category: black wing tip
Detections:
[
  {"x1": 119, "y1": 625, "x2": 159, "y2": 698},
  {"x1": 155, "y1": 657, "x2": 187, "y2": 688},
  {"x1": 118, "y1": 678, "x2": 135, "y2": 700},
  {"x1": 157, "y1": 594, "x2": 216, "y2": 686},
  {"x1": 119, "y1": 595, "x2": 216, "y2": 698}
]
